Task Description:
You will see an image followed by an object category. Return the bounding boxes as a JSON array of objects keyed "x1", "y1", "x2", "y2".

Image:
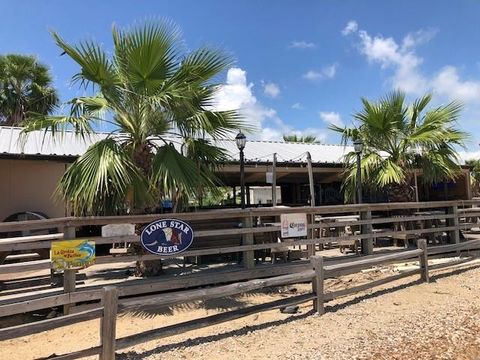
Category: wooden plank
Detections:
[
  {"x1": 42, "y1": 346, "x2": 102, "y2": 360},
  {"x1": 310, "y1": 214, "x2": 455, "y2": 229},
  {"x1": 242, "y1": 214, "x2": 255, "y2": 269},
  {"x1": 0, "y1": 259, "x2": 50, "y2": 274},
  {"x1": 324, "y1": 268, "x2": 421, "y2": 301},
  {"x1": 428, "y1": 239, "x2": 480, "y2": 255},
  {"x1": 0, "y1": 307, "x2": 103, "y2": 341},
  {"x1": 0, "y1": 289, "x2": 102, "y2": 318},
  {"x1": 428, "y1": 257, "x2": 476, "y2": 271},
  {"x1": 310, "y1": 256, "x2": 324, "y2": 314},
  {"x1": 100, "y1": 287, "x2": 118, "y2": 360},
  {"x1": 63, "y1": 269, "x2": 76, "y2": 315},
  {"x1": 115, "y1": 293, "x2": 316, "y2": 351},
  {"x1": 0, "y1": 233, "x2": 63, "y2": 245},
  {"x1": 119, "y1": 270, "x2": 315, "y2": 310},
  {"x1": 448, "y1": 205, "x2": 460, "y2": 245},
  {"x1": 324, "y1": 249, "x2": 423, "y2": 277},
  {"x1": 417, "y1": 239, "x2": 429, "y2": 283}
]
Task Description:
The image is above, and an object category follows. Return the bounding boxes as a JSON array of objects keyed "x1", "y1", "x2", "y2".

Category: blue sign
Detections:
[{"x1": 140, "y1": 219, "x2": 194, "y2": 256}]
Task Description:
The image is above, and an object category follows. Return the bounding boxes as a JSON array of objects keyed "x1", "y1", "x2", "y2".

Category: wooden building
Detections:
[{"x1": 0, "y1": 126, "x2": 472, "y2": 220}]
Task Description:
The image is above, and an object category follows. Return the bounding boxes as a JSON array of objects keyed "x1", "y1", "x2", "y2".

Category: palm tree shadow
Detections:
[
  {"x1": 116, "y1": 309, "x2": 315, "y2": 359},
  {"x1": 326, "y1": 262, "x2": 480, "y2": 313}
]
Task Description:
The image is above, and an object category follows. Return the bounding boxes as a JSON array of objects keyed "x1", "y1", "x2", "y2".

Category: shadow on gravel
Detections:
[
  {"x1": 116, "y1": 309, "x2": 315, "y2": 359},
  {"x1": 327, "y1": 262, "x2": 480, "y2": 314}
]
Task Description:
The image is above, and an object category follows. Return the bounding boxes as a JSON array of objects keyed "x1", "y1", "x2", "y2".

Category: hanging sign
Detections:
[
  {"x1": 280, "y1": 213, "x2": 308, "y2": 238},
  {"x1": 51, "y1": 239, "x2": 95, "y2": 270},
  {"x1": 140, "y1": 219, "x2": 194, "y2": 255}
]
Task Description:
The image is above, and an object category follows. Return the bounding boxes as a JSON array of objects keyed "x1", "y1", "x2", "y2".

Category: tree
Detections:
[
  {"x1": 283, "y1": 134, "x2": 318, "y2": 143},
  {"x1": 22, "y1": 20, "x2": 245, "y2": 276},
  {"x1": 331, "y1": 91, "x2": 467, "y2": 202},
  {"x1": 0, "y1": 54, "x2": 58, "y2": 126},
  {"x1": 466, "y1": 159, "x2": 480, "y2": 197}
]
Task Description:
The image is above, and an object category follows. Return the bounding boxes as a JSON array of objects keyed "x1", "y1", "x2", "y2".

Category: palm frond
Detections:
[{"x1": 58, "y1": 138, "x2": 151, "y2": 215}]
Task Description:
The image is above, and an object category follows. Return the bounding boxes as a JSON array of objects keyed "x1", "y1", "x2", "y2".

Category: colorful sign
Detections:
[
  {"x1": 280, "y1": 213, "x2": 308, "y2": 238},
  {"x1": 51, "y1": 239, "x2": 95, "y2": 270},
  {"x1": 140, "y1": 219, "x2": 194, "y2": 256}
]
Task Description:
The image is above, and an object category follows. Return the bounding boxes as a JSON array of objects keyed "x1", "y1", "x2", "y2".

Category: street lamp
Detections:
[
  {"x1": 353, "y1": 139, "x2": 363, "y2": 204},
  {"x1": 236, "y1": 131, "x2": 247, "y2": 209}
]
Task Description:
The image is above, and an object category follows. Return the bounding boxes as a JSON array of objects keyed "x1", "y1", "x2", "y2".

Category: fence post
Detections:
[
  {"x1": 100, "y1": 286, "x2": 118, "y2": 360},
  {"x1": 310, "y1": 256, "x2": 325, "y2": 315},
  {"x1": 243, "y1": 213, "x2": 255, "y2": 269},
  {"x1": 307, "y1": 213, "x2": 316, "y2": 257},
  {"x1": 417, "y1": 239, "x2": 429, "y2": 283},
  {"x1": 447, "y1": 205, "x2": 460, "y2": 244},
  {"x1": 63, "y1": 226, "x2": 76, "y2": 315},
  {"x1": 361, "y1": 210, "x2": 373, "y2": 255}
]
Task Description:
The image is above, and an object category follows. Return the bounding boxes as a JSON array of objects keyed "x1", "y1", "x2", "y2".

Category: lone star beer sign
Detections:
[{"x1": 140, "y1": 219, "x2": 194, "y2": 255}]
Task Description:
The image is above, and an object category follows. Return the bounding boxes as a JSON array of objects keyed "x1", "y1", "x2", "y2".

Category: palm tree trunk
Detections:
[{"x1": 131, "y1": 143, "x2": 164, "y2": 277}]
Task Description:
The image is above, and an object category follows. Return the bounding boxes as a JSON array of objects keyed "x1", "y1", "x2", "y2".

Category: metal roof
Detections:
[{"x1": 0, "y1": 126, "x2": 351, "y2": 164}]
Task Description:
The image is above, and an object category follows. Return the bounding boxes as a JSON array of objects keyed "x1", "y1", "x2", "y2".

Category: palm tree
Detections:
[
  {"x1": 0, "y1": 54, "x2": 59, "y2": 126},
  {"x1": 283, "y1": 134, "x2": 318, "y2": 143},
  {"x1": 22, "y1": 20, "x2": 245, "y2": 276},
  {"x1": 331, "y1": 91, "x2": 467, "y2": 202}
]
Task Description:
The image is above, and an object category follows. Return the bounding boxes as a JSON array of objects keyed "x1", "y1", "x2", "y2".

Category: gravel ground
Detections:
[{"x1": 2, "y1": 260, "x2": 480, "y2": 360}]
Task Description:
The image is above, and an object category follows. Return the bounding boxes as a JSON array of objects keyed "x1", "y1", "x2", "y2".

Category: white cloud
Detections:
[
  {"x1": 342, "y1": 20, "x2": 358, "y2": 36},
  {"x1": 214, "y1": 67, "x2": 327, "y2": 141},
  {"x1": 458, "y1": 150, "x2": 480, "y2": 164},
  {"x1": 356, "y1": 28, "x2": 428, "y2": 94},
  {"x1": 319, "y1": 111, "x2": 344, "y2": 127},
  {"x1": 263, "y1": 82, "x2": 280, "y2": 98},
  {"x1": 431, "y1": 66, "x2": 480, "y2": 103},
  {"x1": 303, "y1": 64, "x2": 337, "y2": 81},
  {"x1": 347, "y1": 22, "x2": 480, "y2": 104},
  {"x1": 289, "y1": 41, "x2": 316, "y2": 49},
  {"x1": 291, "y1": 102, "x2": 303, "y2": 110}
]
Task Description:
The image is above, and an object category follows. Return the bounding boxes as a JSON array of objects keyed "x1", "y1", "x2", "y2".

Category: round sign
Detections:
[{"x1": 140, "y1": 219, "x2": 194, "y2": 256}]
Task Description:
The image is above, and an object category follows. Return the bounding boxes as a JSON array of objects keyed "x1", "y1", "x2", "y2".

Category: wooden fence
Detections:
[
  {"x1": 2, "y1": 237, "x2": 480, "y2": 359},
  {"x1": 0, "y1": 200, "x2": 479, "y2": 307}
]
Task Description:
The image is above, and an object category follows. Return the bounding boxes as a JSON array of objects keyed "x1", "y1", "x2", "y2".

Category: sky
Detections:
[{"x1": 1, "y1": 0, "x2": 480, "y2": 160}]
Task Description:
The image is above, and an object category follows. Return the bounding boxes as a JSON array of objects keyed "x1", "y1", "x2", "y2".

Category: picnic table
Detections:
[{"x1": 316, "y1": 215, "x2": 361, "y2": 254}]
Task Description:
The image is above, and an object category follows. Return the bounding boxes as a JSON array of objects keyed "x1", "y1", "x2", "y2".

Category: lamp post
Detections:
[
  {"x1": 236, "y1": 131, "x2": 247, "y2": 209},
  {"x1": 353, "y1": 139, "x2": 363, "y2": 204}
]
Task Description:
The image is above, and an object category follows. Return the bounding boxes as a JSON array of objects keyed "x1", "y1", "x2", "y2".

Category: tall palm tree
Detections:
[
  {"x1": 0, "y1": 54, "x2": 59, "y2": 125},
  {"x1": 283, "y1": 134, "x2": 318, "y2": 143},
  {"x1": 23, "y1": 20, "x2": 245, "y2": 216},
  {"x1": 331, "y1": 91, "x2": 467, "y2": 202},
  {"x1": 22, "y1": 21, "x2": 246, "y2": 276}
]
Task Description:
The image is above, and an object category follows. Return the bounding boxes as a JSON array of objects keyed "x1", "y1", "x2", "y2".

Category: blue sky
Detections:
[{"x1": 1, "y1": 0, "x2": 480, "y2": 159}]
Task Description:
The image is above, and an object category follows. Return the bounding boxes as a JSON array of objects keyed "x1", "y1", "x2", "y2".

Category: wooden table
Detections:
[{"x1": 316, "y1": 215, "x2": 360, "y2": 254}]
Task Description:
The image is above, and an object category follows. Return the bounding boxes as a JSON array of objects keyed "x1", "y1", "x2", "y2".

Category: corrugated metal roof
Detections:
[{"x1": 0, "y1": 126, "x2": 351, "y2": 164}]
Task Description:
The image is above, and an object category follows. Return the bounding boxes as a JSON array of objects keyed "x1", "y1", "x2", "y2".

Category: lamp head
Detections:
[
  {"x1": 353, "y1": 139, "x2": 363, "y2": 154},
  {"x1": 235, "y1": 131, "x2": 247, "y2": 150}
]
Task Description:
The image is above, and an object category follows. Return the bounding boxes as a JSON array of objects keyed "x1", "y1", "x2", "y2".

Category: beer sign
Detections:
[
  {"x1": 280, "y1": 213, "x2": 308, "y2": 238},
  {"x1": 140, "y1": 219, "x2": 194, "y2": 255}
]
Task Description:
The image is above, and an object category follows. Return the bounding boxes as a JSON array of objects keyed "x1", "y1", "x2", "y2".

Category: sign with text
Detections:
[
  {"x1": 51, "y1": 239, "x2": 95, "y2": 270},
  {"x1": 140, "y1": 219, "x2": 194, "y2": 256},
  {"x1": 280, "y1": 213, "x2": 308, "y2": 238}
]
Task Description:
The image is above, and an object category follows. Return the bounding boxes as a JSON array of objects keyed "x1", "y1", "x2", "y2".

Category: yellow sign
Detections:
[{"x1": 51, "y1": 239, "x2": 95, "y2": 270}]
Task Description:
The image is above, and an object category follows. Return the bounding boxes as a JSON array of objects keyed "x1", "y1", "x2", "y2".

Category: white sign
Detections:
[
  {"x1": 280, "y1": 213, "x2": 308, "y2": 238},
  {"x1": 101, "y1": 224, "x2": 135, "y2": 237},
  {"x1": 266, "y1": 172, "x2": 273, "y2": 184}
]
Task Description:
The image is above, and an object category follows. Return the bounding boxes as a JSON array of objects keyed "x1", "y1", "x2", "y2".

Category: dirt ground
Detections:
[{"x1": 1, "y1": 260, "x2": 480, "y2": 360}]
